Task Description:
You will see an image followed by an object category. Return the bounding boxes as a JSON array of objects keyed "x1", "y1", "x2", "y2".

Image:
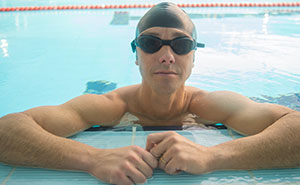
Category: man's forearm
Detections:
[
  {"x1": 208, "y1": 111, "x2": 300, "y2": 171},
  {"x1": 0, "y1": 113, "x2": 96, "y2": 172}
]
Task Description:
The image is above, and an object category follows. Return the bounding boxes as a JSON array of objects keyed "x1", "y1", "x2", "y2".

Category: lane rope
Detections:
[{"x1": 1, "y1": 2, "x2": 300, "y2": 12}]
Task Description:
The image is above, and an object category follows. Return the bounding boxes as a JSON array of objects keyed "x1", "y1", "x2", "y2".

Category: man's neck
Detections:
[{"x1": 137, "y1": 83, "x2": 186, "y2": 120}]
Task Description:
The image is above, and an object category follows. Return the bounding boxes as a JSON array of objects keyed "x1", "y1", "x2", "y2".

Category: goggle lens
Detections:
[
  {"x1": 171, "y1": 38, "x2": 195, "y2": 55},
  {"x1": 138, "y1": 36, "x2": 162, "y2": 53}
]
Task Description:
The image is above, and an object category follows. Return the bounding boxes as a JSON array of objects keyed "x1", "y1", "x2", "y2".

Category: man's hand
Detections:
[
  {"x1": 88, "y1": 146, "x2": 158, "y2": 185},
  {"x1": 146, "y1": 131, "x2": 213, "y2": 175}
]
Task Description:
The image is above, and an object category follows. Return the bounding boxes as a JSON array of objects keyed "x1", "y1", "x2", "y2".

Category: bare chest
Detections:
[{"x1": 117, "y1": 112, "x2": 216, "y2": 127}]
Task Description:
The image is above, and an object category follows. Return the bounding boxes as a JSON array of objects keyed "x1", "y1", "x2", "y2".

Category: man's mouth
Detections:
[{"x1": 154, "y1": 71, "x2": 178, "y2": 75}]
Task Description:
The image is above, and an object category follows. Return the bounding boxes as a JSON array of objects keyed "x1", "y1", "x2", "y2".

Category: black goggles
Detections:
[{"x1": 131, "y1": 35, "x2": 205, "y2": 55}]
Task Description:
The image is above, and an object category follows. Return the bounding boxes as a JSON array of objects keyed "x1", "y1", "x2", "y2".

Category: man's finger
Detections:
[
  {"x1": 115, "y1": 175, "x2": 134, "y2": 185},
  {"x1": 109, "y1": 172, "x2": 134, "y2": 185},
  {"x1": 135, "y1": 160, "x2": 153, "y2": 178},
  {"x1": 158, "y1": 147, "x2": 173, "y2": 169},
  {"x1": 131, "y1": 148, "x2": 156, "y2": 177},
  {"x1": 158, "y1": 155, "x2": 169, "y2": 169},
  {"x1": 125, "y1": 164, "x2": 147, "y2": 184},
  {"x1": 140, "y1": 149, "x2": 158, "y2": 169},
  {"x1": 165, "y1": 159, "x2": 183, "y2": 175},
  {"x1": 150, "y1": 139, "x2": 172, "y2": 159},
  {"x1": 146, "y1": 131, "x2": 174, "y2": 151},
  {"x1": 149, "y1": 134, "x2": 175, "y2": 159}
]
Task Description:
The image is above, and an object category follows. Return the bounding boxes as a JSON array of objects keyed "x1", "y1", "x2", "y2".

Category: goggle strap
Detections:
[
  {"x1": 131, "y1": 40, "x2": 137, "y2": 52},
  {"x1": 197, "y1": 43, "x2": 205, "y2": 48}
]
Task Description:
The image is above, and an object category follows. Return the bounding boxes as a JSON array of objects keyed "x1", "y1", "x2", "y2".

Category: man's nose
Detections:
[{"x1": 158, "y1": 46, "x2": 175, "y2": 64}]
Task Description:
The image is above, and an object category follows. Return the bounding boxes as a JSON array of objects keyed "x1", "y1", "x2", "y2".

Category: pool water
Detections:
[
  {"x1": 0, "y1": 1, "x2": 300, "y2": 117},
  {"x1": 1, "y1": 1, "x2": 300, "y2": 185}
]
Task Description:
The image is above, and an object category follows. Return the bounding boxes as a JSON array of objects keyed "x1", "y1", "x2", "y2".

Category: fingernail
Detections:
[{"x1": 136, "y1": 179, "x2": 148, "y2": 185}]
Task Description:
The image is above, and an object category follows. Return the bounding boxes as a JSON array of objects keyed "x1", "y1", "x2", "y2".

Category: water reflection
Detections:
[
  {"x1": 250, "y1": 93, "x2": 300, "y2": 111},
  {"x1": 0, "y1": 39, "x2": 9, "y2": 58}
]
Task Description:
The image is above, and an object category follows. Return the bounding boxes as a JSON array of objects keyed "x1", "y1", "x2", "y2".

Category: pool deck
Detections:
[{"x1": 1, "y1": 129, "x2": 300, "y2": 184}]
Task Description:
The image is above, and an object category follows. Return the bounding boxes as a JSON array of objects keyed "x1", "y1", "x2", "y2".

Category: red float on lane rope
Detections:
[{"x1": 0, "y1": 2, "x2": 299, "y2": 12}]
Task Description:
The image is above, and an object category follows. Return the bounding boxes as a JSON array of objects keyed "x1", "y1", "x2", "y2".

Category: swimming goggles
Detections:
[{"x1": 131, "y1": 35, "x2": 205, "y2": 55}]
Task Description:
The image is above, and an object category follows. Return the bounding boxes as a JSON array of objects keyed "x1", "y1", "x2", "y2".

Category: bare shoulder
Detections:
[
  {"x1": 188, "y1": 89, "x2": 294, "y2": 135},
  {"x1": 187, "y1": 89, "x2": 243, "y2": 123},
  {"x1": 189, "y1": 89, "x2": 252, "y2": 110},
  {"x1": 184, "y1": 86, "x2": 209, "y2": 99},
  {"x1": 57, "y1": 85, "x2": 141, "y2": 127},
  {"x1": 190, "y1": 89, "x2": 291, "y2": 115},
  {"x1": 184, "y1": 86, "x2": 207, "y2": 109},
  {"x1": 196, "y1": 90, "x2": 253, "y2": 107},
  {"x1": 113, "y1": 84, "x2": 140, "y2": 100},
  {"x1": 67, "y1": 84, "x2": 140, "y2": 105}
]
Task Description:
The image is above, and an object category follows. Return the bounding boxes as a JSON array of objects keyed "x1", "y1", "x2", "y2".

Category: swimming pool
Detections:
[
  {"x1": 1, "y1": 0, "x2": 300, "y2": 117},
  {"x1": 1, "y1": 1, "x2": 300, "y2": 184}
]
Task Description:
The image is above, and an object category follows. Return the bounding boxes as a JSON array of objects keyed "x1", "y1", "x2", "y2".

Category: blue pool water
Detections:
[
  {"x1": 0, "y1": 1, "x2": 300, "y2": 117},
  {"x1": 1, "y1": 1, "x2": 300, "y2": 184}
]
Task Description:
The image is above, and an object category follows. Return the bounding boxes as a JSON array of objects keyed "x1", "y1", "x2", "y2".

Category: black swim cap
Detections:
[{"x1": 136, "y1": 2, "x2": 197, "y2": 40}]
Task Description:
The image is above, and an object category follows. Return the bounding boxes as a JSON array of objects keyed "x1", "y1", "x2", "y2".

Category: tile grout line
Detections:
[
  {"x1": 1, "y1": 167, "x2": 16, "y2": 185},
  {"x1": 131, "y1": 126, "x2": 137, "y2": 145},
  {"x1": 227, "y1": 129, "x2": 257, "y2": 184}
]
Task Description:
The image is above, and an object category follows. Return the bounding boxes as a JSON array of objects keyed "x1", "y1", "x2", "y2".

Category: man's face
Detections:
[{"x1": 136, "y1": 27, "x2": 194, "y2": 94}]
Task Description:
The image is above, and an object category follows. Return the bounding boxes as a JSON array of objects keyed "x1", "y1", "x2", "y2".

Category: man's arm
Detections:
[
  {"x1": 146, "y1": 91, "x2": 300, "y2": 174},
  {"x1": 0, "y1": 111, "x2": 96, "y2": 170},
  {"x1": 195, "y1": 91, "x2": 300, "y2": 171},
  {"x1": 0, "y1": 93, "x2": 124, "y2": 166},
  {"x1": 0, "y1": 92, "x2": 124, "y2": 170},
  {"x1": 209, "y1": 111, "x2": 300, "y2": 171},
  {"x1": 0, "y1": 91, "x2": 157, "y2": 185}
]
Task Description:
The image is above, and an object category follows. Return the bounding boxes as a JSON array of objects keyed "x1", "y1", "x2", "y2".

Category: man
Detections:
[{"x1": 0, "y1": 2, "x2": 300, "y2": 185}]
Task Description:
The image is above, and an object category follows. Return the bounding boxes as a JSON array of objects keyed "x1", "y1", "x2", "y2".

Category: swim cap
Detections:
[{"x1": 136, "y1": 2, "x2": 197, "y2": 40}]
